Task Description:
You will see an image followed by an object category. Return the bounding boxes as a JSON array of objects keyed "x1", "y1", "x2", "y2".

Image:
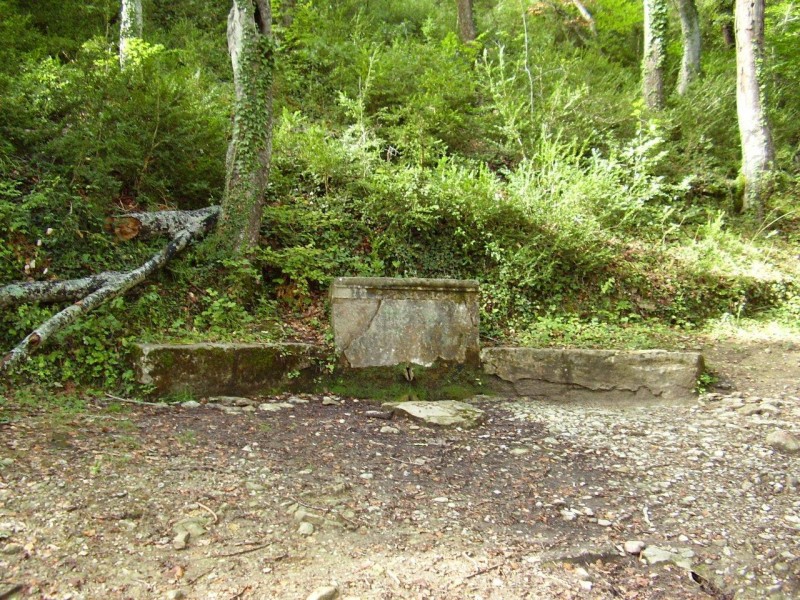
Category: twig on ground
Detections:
[
  {"x1": 465, "y1": 562, "x2": 504, "y2": 579},
  {"x1": 187, "y1": 567, "x2": 215, "y2": 585},
  {"x1": 288, "y1": 496, "x2": 363, "y2": 528},
  {"x1": 196, "y1": 502, "x2": 218, "y2": 524},
  {"x1": 228, "y1": 585, "x2": 251, "y2": 599},
  {"x1": 105, "y1": 393, "x2": 168, "y2": 408}
]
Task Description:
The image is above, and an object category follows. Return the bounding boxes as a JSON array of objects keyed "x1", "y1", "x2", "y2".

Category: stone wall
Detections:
[
  {"x1": 133, "y1": 342, "x2": 323, "y2": 397},
  {"x1": 482, "y1": 347, "x2": 704, "y2": 403}
]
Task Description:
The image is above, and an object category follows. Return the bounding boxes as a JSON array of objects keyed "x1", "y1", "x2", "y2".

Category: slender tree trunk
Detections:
[
  {"x1": 642, "y1": 0, "x2": 668, "y2": 109},
  {"x1": 571, "y1": 0, "x2": 596, "y2": 35},
  {"x1": 456, "y1": 0, "x2": 476, "y2": 42},
  {"x1": 676, "y1": 0, "x2": 701, "y2": 95},
  {"x1": 735, "y1": 0, "x2": 774, "y2": 213},
  {"x1": 217, "y1": 0, "x2": 274, "y2": 253},
  {"x1": 722, "y1": 22, "x2": 735, "y2": 47},
  {"x1": 280, "y1": 0, "x2": 296, "y2": 28},
  {"x1": 119, "y1": 0, "x2": 143, "y2": 69}
]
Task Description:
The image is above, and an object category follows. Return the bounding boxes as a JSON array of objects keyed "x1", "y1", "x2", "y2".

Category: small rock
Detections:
[
  {"x1": 359, "y1": 473, "x2": 373, "y2": 480},
  {"x1": 306, "y1": 585, "x2": 339, "y2": 600},
  {"x1": 543, "y1": 437, "x2": 559, "y2": 445},
  {"x1": 1, "y1": 543, "x2": 24, "y2": 555},
  {"x1": 624, "y1": 541, "x2": 646, "y2": 555},
  {"x1": 560, "y1": 509, "x2": 578, "y2": 521},
  {"x1": 322, "y1": 398, "x2": 339, "y2": 406},
  {"x1": 766, "y1": 429, "x2": 800, "y2": 454},
  {"x1": 165, "y1": 591, "x2": 185, "y2": 600},
  {"x1": 364, "y1": 410, "x2": 393, "y2": 420},
  {"x1": 258, "y1": 402, "x2": 294, "y2": 412},
  {"x1": 575, "y1": 567, "x2": 591, "y2": 580},
  {"x1": 380, "y1": 426, "x2": 400, "y2": 434},
  {"x1": 579, "y1": 581, "x2": 593, "y2": 591},
  {"x1": 173, "y1": 517, "x2": 207, "y2": 538},
  {"x1": 298, "y1": 522, "x2": 315, "y2": 536},
  {"x1": 180, "y1": 401, "x2": 201, "y2": 409},
  {"x1": 641, "y1": 546, "x2": 694, "y2": 570},
  {"x1": 597, "y1": 519, "x2": 612, "y2": 527},
  {"x1": 510, "y1": 448, "x2": 530, "y2": 456},
  {"x1": 288, "y1": 395, "x2": 309, "y2": 404},
  {"x1": 172, "y1": 531, "x2": 190, "y2": 550}
]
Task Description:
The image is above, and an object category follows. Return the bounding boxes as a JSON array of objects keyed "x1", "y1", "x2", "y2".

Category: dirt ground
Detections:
[{"x1": 1, "y1": 333, "x2": 799, "y2": 600}]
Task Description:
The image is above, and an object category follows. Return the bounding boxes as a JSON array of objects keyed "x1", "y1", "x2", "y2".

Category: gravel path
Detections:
[{"x1": 0, "y1": 337, "x2": 798, "y2": 599}]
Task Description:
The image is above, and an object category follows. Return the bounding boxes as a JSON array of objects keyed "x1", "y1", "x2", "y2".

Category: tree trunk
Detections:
[
  {"x1": 642, "y1": 0, "x2": 668, "y2": 110},
  {"x1": 456, "y1": 0, "x2": 476, "y2": 42},
  {"x1": 735, "y1": 0, "x2": 774, "y2": 213},
  {"x1": 1, "y1": 208, "x2": 220, "y2": 373},
  {"x1": 216, "y1": 0, "x2": 274, "y2": 254},
  {"x1": 676, "y1": 0, "x2": 701, "y2": 95},
  {"x1": 280, "y1": 0, "x2": 296, "y2": 28},
  {"x1": 119, "y1": 0, "x2": 143, "y2": 69},
  {"x1": 722, "y1": 22, "x2": 735, "y2": 48},
  {"x1": 571, "y1": 0, "x2": 596, "y2": 35}
]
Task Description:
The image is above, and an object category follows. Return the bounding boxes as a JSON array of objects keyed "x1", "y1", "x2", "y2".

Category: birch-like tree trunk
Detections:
[
  {"x1": 216, "y1": 0, "x2": 274, "y2": 253},
  {"x1": 456, "y1": 0, "x2": 476, "y2": 42},
  {"x1": 735, "y1": 0, "x2": 774, "y2": 213},
  {"x1": 643, "y1": 0, "x2": 668, "y2": 110},
  {"x1": 119, "y1": 0, "x2": 143, "y2": 69},
  {"x1": 676, "y1": 0, "x2": 701, "y2": 95}
]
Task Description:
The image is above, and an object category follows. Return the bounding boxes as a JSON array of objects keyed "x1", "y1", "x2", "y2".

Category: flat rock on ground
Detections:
[{"x1": 1, "y1": 336, "x2": 799, "y2": 599}]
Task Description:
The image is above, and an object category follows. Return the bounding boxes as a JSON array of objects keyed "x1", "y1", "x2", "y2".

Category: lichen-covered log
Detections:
[
  {"x1": 0, "y1": 272, "x2": 124, "y2": 308},
  {"x1": 1, "y1": 208, "x2": 219, "y2": 374},
  {"x1": 106, "y1": 206, "x2": 220, "y2": 241}
]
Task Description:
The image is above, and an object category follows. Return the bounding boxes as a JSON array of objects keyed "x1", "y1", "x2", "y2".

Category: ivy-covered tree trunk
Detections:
[
  {"x1": 456, "y1": 0, "x2": 476, "y2": 43},
  {"x1": 642, "y1": 0, "x2": 667, "y2": 110},
  {"x1": 216, "y1": 0, "x2": 274, "y2": 254},
  {"x1": 119, "y1": 0, "x2": 143, "y2": 69},
  {"x1": 676, "y1": 0, "x2": 701, "y2": 95},
  {"x1": 735, "y1": 0, "x2": 774, "y2": 213}
]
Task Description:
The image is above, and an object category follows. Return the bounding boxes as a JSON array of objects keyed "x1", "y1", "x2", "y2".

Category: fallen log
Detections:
[
  {"x1": 0, "y1": 272, "x2": 124, "y2": 308},
  {"x1": 105, "y1": 206, "x2": 220, "y2": 241},
  {"x1": 1, "y1": 206, "x2": 220, "y2": 373}
]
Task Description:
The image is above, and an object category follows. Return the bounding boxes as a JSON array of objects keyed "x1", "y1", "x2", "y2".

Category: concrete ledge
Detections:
[
  {"x1": 133, "y1": 342, "x2": 324, "y2": 397},
  {"x1": 482, "y1": 347, "x2": 704, "y2": 403}
]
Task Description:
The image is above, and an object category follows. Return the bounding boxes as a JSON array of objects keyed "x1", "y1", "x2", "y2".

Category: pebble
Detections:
[
  {"x1": 765, "y1": 429, "x2": 800, "y2": 454},
  {"x1": 165, "y1": 591, "x2": 185, "y2": 600},
  {"x1": 359, "y1": 473, "x2": 373, "y2": 480},
  {"x1": 172, "y1": 531, "x2": 190, "y2": 550},
  {"x1": 298, "y1": 522, "x2": 315, "y2": 536},
  {"x1": 322, "y1": 398, "x2": 339, "y2": 406},
  {"x1": 623, "y1": 540, "x2": 646, "y2": 555},
  {"x1": 180, "y1": 401, "x2": 200, "y2": 408},
  {"x1": 597, "y1": 519, "x2": 612, "y2": 527},
  {"x1": 306, "y1": 586, "x2": 339, "y2": 600},
  {"x1": 1, "y1": 543, "x2": 23, "y2": 555},
  {"x1": 380, "y1": 426, "x2": 399, "y2": 434}
]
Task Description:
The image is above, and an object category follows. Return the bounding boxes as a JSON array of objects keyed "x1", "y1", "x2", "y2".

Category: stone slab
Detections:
[
  {"x1": 481, "y1": 347, "x2": 704, "y2": 403},
  {"x1": 133, "y1": 342, "x2": 323, "y2": 397},
  {"x1": 330, "y1": 277, "x2": 479, "y2": 368},
  {"x1": 390, "y1": 400, "x2": 486, "y2": 428}
]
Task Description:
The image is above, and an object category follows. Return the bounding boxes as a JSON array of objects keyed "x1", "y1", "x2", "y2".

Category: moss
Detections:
[{"x1": 321, "y1": 361, "x2": 489, "y2": 403}]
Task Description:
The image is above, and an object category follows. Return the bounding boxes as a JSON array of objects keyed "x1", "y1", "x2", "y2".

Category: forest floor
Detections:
[{"x1": 1, "y1": 331, "x2": 799, "y2": 600}]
